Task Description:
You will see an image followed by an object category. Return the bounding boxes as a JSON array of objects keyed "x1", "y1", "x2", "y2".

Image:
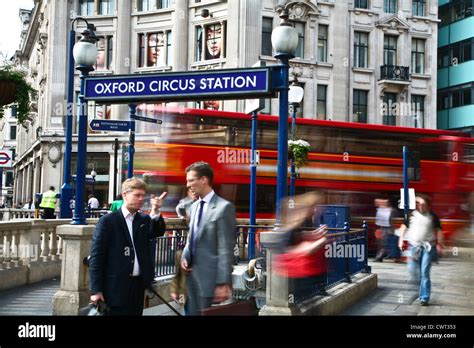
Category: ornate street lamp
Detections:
[
  {"x1": 288, "y1": 78, "x2": 304, "y2": 197},
  {"x1": 60, "y1": 18, "x2": 96, "y2": 219},
  {"x1": 71, "y1": 26, "x2": 98, "y2": 225},
  {"x1": 271, "y1": 9, "x2": 298, "y2": 225}
]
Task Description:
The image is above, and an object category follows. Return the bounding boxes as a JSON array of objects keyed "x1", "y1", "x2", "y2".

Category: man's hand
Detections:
[
  {"x1": 181, "y1": 258, "x2": 192, "y2": 275},
  {"x1": 90, "y1": 292, "x2": 104, "y2": 304},
  {"x1": 150, "y1": 192, "x2": 167, "y2": 215},
  {"x1": 213, "y1": 284, "x2": 232, "y2": 303}
]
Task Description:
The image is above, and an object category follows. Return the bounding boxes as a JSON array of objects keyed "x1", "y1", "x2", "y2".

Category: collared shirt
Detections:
[
  {"x1": 121, "y1": 205, "x2": 140, "y2": 276},
  {"x1": 192, "y1": 190, "x2": 215, "y2": 234}
]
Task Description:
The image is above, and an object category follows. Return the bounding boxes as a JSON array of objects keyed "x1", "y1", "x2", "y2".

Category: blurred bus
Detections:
[{"x1": 126, "y1": 107, "x2": 474, "y2": 248}]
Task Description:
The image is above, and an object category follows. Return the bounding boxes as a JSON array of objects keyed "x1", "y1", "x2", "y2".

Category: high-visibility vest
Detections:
[{"x1": 40, "y1": 190, "x2": 56, "y2": 209}]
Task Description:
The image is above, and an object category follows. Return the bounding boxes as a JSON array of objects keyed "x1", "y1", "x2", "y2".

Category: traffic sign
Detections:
[
  {"x1": 0, "y1": 150, "x2": 13, "y2": 168},
  {"x1": 131, "y1": 115, "x2": 163, "y2": 124},
  {"x1": 89, "y1": 119, "x2": 132, "y2": 132}
]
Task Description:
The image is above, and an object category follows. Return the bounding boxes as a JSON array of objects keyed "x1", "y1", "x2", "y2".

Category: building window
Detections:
[
  {"x1": 317, "y1": 85, "x2": 327, "y2": 120},
  {"x1": 294, "y1": 22, "x2": 305, "y2": 59},
  {"x1": 261, "y1": 18, "x2": 273, "y2": 56},
  {"x1": 99, "y1": 0, "x2": 115, "y2": 15},
  {"x1": 138, "y1": 31, "x2": 171, "y2": 67},
  {"x1": 166, "y1": 31, "x2": 173, "y2": 66},
  {"x1": 11, "y1": 105, "x2": 17, "y2": 118},
  {"x1": 196, "y1": 22, "x2": 226, "y2": 61},
  {"x1": 412, "y1": 0, "x2": 425, "y2": 16},
  {"x1": 355, "y1": 0, "x2": 369, "y2": 9},
  {"x1": 6, "y1": 171, "x2": 14, "y2": 187},
  {"x1": 383, "y1": 93, "x2": 397, "y2": 126},
  {"x1": 96, "y1": 36, "x2": 113, "y2": 71},
  {"x1": 354, "y1": 31, "x2": 368, "y2": 68},
  {"x1": 384, "y1": 35, "x2": 397, "y2": 66},
  {"x1": 138, "y1": 34, "x2": 146, "y2": 67},
  {"x1": 353, "y1": 90, "x2": 368, "y2": 123},
  {"x1": 439, "y1": 0, "x2": 474, "y2": 27},
  {"x1": 411, "y1": 95, "x2": 424, "y2": 128},
  {"x1": 157, "y1": 0, "x2": 171, "y2": 9},
  {"x1": 10, "y1": 125, "x2": 17, "y2": 140},
  {"x1": 318, "y1": 25, "x2": 328, "y2": 62},
  {"x1": 411, "y1": 39, "x2": 425, "y2": 74},
  {"x1": 138, "y1": 0, "x2": 153, "y2": 11},
  {"x1": 384, "y1": 0, "x2": 397, "y2": 13},
  {"x1": 80, "y1": 0, "x2": 95, "y2": 15},
  {"x1": 438, "y1": 38, "x2": 474, "y2": 68}
]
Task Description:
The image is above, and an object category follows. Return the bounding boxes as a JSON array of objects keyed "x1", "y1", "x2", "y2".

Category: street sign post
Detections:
[
  {"x1": 0, "y1": 150, "x2": 13, "y2": 168},
  {"x1": 130, "y1": 114, "x2": 163, "y2": 124},
  {"x1": 89, "y1": 119, "x2": 132, "y2": 132}
]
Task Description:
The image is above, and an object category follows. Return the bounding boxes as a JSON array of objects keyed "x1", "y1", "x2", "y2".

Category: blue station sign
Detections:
[{"x1": 84, "y1": 68, "x2": 272, "y2": 103}]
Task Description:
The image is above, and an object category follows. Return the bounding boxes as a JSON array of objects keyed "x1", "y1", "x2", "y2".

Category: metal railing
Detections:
[
  {"x1": 235, "y1": 224, "x2": 274, "y2": 264},
  {"x1": 380, "y1": 65, "x2": 410, "y2": 81},
  {"x1": 291, "y1": 221, "x2": 370, "y2": 303}
]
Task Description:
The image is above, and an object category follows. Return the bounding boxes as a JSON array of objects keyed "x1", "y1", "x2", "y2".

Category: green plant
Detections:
[
  {"x1": 288, "y1": 139, "x2": 311, "y2": 168},
  {"x1": 0, "y1": 65, "x2": 36, "y2": 124}
]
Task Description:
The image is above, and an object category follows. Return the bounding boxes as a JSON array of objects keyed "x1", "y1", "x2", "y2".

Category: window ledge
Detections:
[
  {"x1": 352, "y1": 67, "x2": 374, "y2": 74},
  {"x1": 90, "y1": 70, "x2": 114, "y2": 76},
  {"x1": 132, "y1": 8, "x2": 174, "y2": 16},
  {"x1": 411, "y1": 73, "x2": 431, "y2": 79},
  {"x1": 316, "y1": 62, "x2": 333, "y2": 68},
  {"x1": 75, "y1": 14, "x2": 116, "y2": 20},
  {"x1": 190, "y1": 58, "x2": 226, "y2": 69},
  {"x1": 350, "y1": 8, "x2": 375, "y2": 16},
  {"x1": 132, "y1": 66, "x2": 173, "y2": 73},
  {"x1": 407, "y1": 15, "x2": 439, "y2": 24}
]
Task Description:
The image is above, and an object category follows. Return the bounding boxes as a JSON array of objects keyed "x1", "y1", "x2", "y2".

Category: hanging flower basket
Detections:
[
  {"x1": 0, "y1": 81, "x2": 17, "y2": 106},
  {"x1": 288, "y1": 139, "x2": 311, "y2": 168},
  {"x1": 0, "y1": 65, "x2": 36, "y2": 124}
]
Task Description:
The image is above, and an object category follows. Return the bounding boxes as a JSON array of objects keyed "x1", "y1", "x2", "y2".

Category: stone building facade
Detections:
[{"x1": 12, "y1": 0, "x2": 439, "y2": 207}]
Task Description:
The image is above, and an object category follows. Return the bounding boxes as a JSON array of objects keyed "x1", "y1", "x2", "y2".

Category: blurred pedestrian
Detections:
[
  {"x1": 176, "y1": 187, "x2": 198, "y2": 219},
  {"x1": 374, "y1": 198, "x2": 398, "y2": 262},
  {"x1": 180, "y1": 162, "x2": 236, "y2": 315},
  {"x1": 88, "y1": 194, "x2": 100, "y2": 209},
  {"x1": 273, "y1": 192, "x2": 329, "y2": 301},
  {"x1": 109, "y1": 194, "x2": 123, "y2": 212},
  {"x1": 398, "y1": 194, "x2": 441, "y2": 306},
  {"x1": 22, "y1": 199, "x2": 35, "y2": 210},
  {"x1": 39, "y1": 186, "x2": 58, "y2": 219}
]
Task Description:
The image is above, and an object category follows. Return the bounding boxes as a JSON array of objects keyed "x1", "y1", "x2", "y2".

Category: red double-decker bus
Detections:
[{"x1": 129, "y1": 107, "x2": 474, "y2": 247}]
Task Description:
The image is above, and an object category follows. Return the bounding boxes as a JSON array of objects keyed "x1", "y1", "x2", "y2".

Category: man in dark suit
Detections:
[
  {"x1": 89, "y1": 178, "x2": 167, "y2": 315},
  {"x1": 181, "y1": 162, "x2": 236, "y2": 315}
]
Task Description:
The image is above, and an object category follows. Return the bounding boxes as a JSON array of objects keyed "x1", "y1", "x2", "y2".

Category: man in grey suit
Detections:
[{"x1": 181, "y1": 161, "x2": 236, "y2": 315}]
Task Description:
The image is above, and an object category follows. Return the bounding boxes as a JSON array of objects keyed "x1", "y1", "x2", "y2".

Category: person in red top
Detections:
[{"x1": 272, "y1": 192, "x2": 328, "y2": 302}]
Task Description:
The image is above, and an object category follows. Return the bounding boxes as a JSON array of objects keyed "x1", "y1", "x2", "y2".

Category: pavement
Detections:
[
  {"x1": 0, "y1": 248, "x2": 471, "y2": 316},
  {"x1": 343, "y1": 247, "x2": 474, "y2": 315}
]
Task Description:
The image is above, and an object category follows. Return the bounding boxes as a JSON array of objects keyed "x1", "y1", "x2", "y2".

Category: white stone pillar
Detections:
[
  {"x1": 258, "y1": 231, "x2": 293, "y2": 316},
  {"x1": 52, "y1": 225, "x2": 95, "y2": 315},
  {"x1": 172, "y1": 0, "x2": 189, "y2": 72}
]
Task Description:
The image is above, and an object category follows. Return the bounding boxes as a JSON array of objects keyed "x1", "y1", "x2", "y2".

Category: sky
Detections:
[{"x1": 0, "y1": 0, "x2": 34, "y2": 60}]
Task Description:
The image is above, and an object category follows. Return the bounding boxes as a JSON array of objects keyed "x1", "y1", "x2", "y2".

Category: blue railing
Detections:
[
  {"x1": 291, "y1": 221, "x2": 370, "y2": 302},
  {"x1": 153, "y1": 229, "x2": 188, "y2": 277}
]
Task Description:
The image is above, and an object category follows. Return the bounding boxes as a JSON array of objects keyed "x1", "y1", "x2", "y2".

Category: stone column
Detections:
[
  {"x1": 172, "y1": 0, "x2": 189, "y2": 72},
  {"x1": 113, "y1": 0, "x2": 132, "y2": 121},
  {"x1": 52, "y1": 224, "x2": 94, "y2": 315},
  {"x1": 258, "y1": 231, "x2": 293, "y2": 316}
]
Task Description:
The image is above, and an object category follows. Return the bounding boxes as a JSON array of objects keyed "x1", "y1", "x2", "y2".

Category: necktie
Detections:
[{"x1": 192, "y1": 200, "x2": 205, "y2": 253}]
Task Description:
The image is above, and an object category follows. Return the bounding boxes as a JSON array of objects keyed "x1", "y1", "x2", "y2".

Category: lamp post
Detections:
[
  {"x1": 271, "y1": 10, "x2": 298, "y2": 225},
  {"x1": 60, "y1": 18, "x2": 96, "y2": 219},
  {"x1": 71, "y1": 27, "x2": 98, "y2": 225},
  {"x1": 288, "y1": 79, "x2": 304, "y2": 198}
]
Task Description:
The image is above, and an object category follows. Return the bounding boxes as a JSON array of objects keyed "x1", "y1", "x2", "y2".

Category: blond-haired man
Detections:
[{"x1": 89, "y1": 178, "x2": 167, "y2": 315}]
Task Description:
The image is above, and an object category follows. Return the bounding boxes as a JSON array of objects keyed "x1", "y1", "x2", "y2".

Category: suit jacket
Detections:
[
  {"x1": 182, "y1": 193, "x2": 236, "y2": 298},
  {"x1": 89, "y1": 210, "x2": 166, "y2": 307}
]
